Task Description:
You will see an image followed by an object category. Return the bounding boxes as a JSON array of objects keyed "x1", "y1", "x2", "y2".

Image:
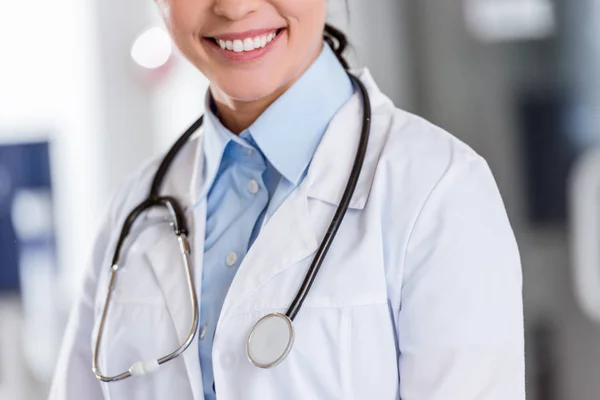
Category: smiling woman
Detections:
[
  {"x1": 157, "y1": 0, "x2": 331, "y2": 133},
  {"x1": 49, "y1": 1, "x2": 525, "y2": 399}
]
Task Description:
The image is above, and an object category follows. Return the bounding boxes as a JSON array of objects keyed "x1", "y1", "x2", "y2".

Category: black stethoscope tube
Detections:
[{"x1": 285, "y1": 75, "x2": 371, "y2": 321}]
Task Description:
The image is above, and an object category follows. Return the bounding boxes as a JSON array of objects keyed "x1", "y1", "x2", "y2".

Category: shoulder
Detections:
[
  {"x1": 372, "y1": 100, "x2": 493, "y2": 207},
  {"x1": 382, "y1": 108, "x2": 481, "y2": 165},
  {"x1": 370, "y1": 93, "x2": 519, "y2": 314},
  {"x1": 357, "y1": 69, "x2": 488, "y2": 199},
  {"x1": 365, "y1": 88, "x2": 511, "y2": 267}
]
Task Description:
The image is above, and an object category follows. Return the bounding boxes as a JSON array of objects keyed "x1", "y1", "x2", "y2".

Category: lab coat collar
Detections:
[{"x1": 305, "y1": 68, "x2": 392, "y2": 210}]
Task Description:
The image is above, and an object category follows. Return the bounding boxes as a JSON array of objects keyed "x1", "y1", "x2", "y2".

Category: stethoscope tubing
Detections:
[{"x1": 285, "y1": 75, "x2": 371, "y2": 321}]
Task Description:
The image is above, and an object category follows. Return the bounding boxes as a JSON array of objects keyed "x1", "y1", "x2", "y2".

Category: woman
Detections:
[{"x1": 49, "y1": 1, "x2": 525, "y2": 399}]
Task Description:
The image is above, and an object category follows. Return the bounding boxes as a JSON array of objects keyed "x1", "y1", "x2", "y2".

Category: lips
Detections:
[{"x1": 203, "y1": 28, "x2": 286, "y2": 62}]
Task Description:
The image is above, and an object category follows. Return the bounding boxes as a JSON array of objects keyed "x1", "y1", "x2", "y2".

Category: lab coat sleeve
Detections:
[
  {"x1": 397, "y1": 156, "x2": 525, "y2": 399},
  {"x1": 48, "y1": 184, "x2": 128, "y2": 400}
]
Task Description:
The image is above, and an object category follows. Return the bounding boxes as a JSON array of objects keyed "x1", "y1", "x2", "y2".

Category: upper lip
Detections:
[{"x1": 208, "y1": 28, "x2": 283, "y2": 41}]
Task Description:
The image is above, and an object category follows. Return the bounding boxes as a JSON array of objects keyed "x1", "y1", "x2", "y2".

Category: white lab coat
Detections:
[{"x1": 49, "y1": 69, "x2": 525, "y2": 400}]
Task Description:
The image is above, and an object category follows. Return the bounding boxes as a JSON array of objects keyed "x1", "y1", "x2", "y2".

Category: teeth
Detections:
[
  {"x1": 233, "y1": 39, "x2": 244, "y2": 53},
  {"x1": 216, "y1": 31, "x2": 279, "y2": 53}
]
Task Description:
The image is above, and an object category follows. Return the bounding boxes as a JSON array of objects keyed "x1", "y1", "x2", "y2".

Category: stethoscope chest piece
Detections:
[{"x1": 247, "y1": 313, "x2": 295, "y2": 369}]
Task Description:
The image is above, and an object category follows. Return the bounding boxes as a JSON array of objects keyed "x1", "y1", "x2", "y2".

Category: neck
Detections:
[
  {"x1": 211, "y1": 43, "x2": 324, "y2": 135},
  {"x1": 210, "y1": 84, "x2": 290, "y2": 135}
]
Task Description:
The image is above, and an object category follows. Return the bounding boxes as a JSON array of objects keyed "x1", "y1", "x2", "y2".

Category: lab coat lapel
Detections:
[
  {"x1": 218, "y1": 180, "x2": 319, "y2": 319},
  {"x1": 218, "y1": 70, "x2": 390, "y2": 319},
  {"x1": 143, "y1": 134, "x2": 206, "y2": 399},
  {"x1": 306, "y1": 69, "x2": 391, "y2": 209}
]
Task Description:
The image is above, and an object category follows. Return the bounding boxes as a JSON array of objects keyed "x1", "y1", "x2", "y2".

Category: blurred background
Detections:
[{"x1": 1, "y1": 0, "x2": 600, "y2": 398}]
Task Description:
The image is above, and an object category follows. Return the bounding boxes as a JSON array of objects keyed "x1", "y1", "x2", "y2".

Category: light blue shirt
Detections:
[{"x1": 198, "y1": 43, "x2": 354, "y2": 399}]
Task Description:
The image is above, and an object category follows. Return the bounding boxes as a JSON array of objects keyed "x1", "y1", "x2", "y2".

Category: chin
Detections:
[
  {"x1": 213, "y1": 69, "x2": 292, "y2": 103},
  {"x1": 221, "y1": 81, "x2": 285, "y2": 102}
]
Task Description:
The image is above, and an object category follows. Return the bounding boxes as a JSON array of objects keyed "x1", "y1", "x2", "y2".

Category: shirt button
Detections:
[
  {"x1": 199, "y1": 324, "x2": 208, "y2": 340},
  {"x1": 245, "y1": 148, "x2": 254, "y2": 156},
  {"x1": 226, "y1": 251, "x2": 238, "y2": 267},
  {"x1": 247, "y1": 179, "x2": 259, "y2": 194}
]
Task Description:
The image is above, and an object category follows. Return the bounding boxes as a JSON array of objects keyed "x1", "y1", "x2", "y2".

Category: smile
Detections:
[{"x1": 209, "y1": 28, "x2": 284, "y2": 53}]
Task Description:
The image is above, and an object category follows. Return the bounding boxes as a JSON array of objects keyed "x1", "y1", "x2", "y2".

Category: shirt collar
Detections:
[{"x1": 203, "y1": 43, "x2": 354, "y2": 187}]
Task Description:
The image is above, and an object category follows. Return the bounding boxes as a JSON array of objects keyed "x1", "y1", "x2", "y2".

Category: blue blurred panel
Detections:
[
  {"x1": 517, "y1": 92, "x2": 580, "y2": 226},
  {"x1": 0, "y1": 141, "x2": 52, "y2": 293}
]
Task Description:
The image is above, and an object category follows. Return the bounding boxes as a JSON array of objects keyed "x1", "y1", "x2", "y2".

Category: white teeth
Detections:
[
  {"x1": 243, "y1": 38, "x2": 254, "y2": 51},
  {"x1": 216, "y1": 31, "x2": 279, "y2": 52},
  {"x1": 232, "y1": 39, "x2": 244, "y2": 52}
]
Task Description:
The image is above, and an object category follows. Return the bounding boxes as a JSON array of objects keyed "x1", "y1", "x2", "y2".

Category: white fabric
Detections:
[{"x1": 48, "y1": 69, "x2": 525, "y2": 400}]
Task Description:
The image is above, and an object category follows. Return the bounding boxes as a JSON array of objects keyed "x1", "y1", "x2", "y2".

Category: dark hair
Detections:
[{"x1": 324, "y1": 24, "x2": 350, "y2": 70}]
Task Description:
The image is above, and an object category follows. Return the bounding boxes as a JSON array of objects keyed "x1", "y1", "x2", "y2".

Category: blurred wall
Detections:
[
  {"x1": 0, "y1": 0, "x2": 105, "y2": 305},
  {"x1": 405, "y1": 1, "x2": 600, "y2": 399},
  {"x1": 345, "y1": 0, "x2": 414, "y2": 110},
  {"x1": 93, "y1": 1, "x2": 209, "y2": 189},
  {"x1": 92, "y1": 0, "x2": 157, "y2": 198},
  {"x1": 319, "y1": 0, "x2": 412, "y2": 111},
  {"x1": 0, "y1": 1, "x2": 104, "y2": 396}
]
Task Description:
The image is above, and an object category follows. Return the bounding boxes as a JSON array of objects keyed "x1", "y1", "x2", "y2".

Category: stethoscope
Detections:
[{"x1": 93, "y1": 72, "x2": 371, "y2": 382}]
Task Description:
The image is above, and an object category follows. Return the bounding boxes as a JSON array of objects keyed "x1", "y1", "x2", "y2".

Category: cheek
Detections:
[
  {"x1": 160, "y1": 1, "x2": 210, "y2": 62},
  {"x1": 160, "y1": 0, "x2": 205, "y2": 38},
  {"x1": 280, "y1": 0, "x2": 327, "y2": 25},
  {"x1": 274, "y1": 0, "x2": 327, "y2": 14},
  {"x1": 284, "y1": 1, "x2": 327, "y2": 48}
]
